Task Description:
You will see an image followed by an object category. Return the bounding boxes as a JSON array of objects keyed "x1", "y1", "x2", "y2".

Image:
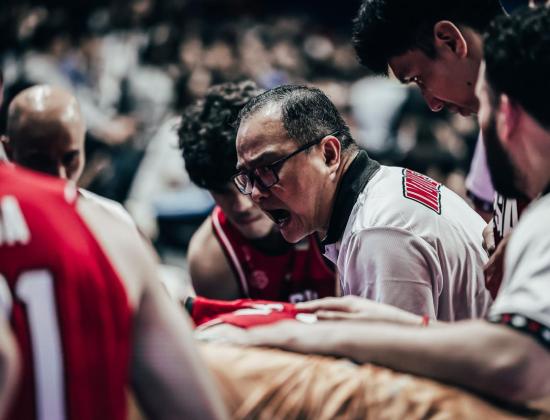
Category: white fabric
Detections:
[
  {"x1": 324, "y1": 166, "x2": 492, "y2": 321},
  {"x1": 465, "y1": 135, "x2": 496, "y2": 204},
  {"x1": 79, "y1": 189, "x2": 135, "y2": 228},
  {"x1": 490, "y1": 194, "x2": 550, "y2": 327}
]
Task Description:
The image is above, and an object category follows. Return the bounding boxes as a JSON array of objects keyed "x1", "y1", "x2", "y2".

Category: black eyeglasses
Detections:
[{"x1": 233, "y1": 131, "x2": 339, "y2": 195}]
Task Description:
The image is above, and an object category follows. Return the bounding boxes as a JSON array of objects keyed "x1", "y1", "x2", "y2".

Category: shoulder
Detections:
[
  {"x1": 188, "y1": 217, "x2": 237, "y2": 297},
  {"x1": 76, "y1": 195, "x2": 156, "y2": 310},
  {"x1": 188, "y1": 217, "x2": 218, "y2": 267},
  {"x1": 508, "y1": 195, "x2": 550, "y2": 259},
  {"x1": 79, "y1": 189, "x2": 136, "y2": 228},
  {"x1": 348, "y1": 166, "x2": 421, "y2": 232}
]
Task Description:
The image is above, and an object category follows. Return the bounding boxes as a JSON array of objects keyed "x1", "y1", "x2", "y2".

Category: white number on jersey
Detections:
[{"x1": 0, "y1": 270, "x2": 66, "y2": 420}]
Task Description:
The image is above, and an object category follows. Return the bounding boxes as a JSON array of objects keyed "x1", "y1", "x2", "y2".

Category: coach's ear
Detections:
[
  {"x1": 433, "y1": 20, "x2": 468, "y2": 59},
  {"x1": 322, "y1": 134, "x2": 341, "y2": 179},
  {"x1": 0, "y1": 136, "x2": 12, "y2": 161}
]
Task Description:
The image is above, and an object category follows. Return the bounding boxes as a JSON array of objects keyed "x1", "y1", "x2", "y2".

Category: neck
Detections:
[
  {"x1": 522, "y1": 125, "x2": 550, "y2": 199},
  {"x1": 318, "y1": 149, "x2": 360, "y2": 239}
]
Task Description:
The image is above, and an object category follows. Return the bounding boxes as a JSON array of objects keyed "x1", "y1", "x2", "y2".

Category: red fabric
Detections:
[
  {"x1": 211, "y1": 206, "x2": 335, "y2": 302},
  {"x1": 0, "y1": 165, "x2": 131, "y2": 420},
  {"x1": 192, "y1": 296, "x2": 299, "y2": 328}
]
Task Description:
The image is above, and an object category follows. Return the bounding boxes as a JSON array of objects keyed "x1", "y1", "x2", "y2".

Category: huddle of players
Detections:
[{"x1": 1, "y1": 0, "x2": 550, "y2": 418}]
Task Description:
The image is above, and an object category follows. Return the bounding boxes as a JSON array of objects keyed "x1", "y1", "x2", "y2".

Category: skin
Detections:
[
  {"x1": 210, "y1": 183, "x2": 274, "y2": 240},
  {"x1": 236, "y1": 105, "x2": 357, "y2": 244},
  {"x1": 4, "y1": 85, "x2": 86, "y2": 181},
  {"x1": 0, "y1": 315, "x2": 20, "y2": 420},
  {"x1": 388, "y1": 23, "x2": 483, "y2": 116}
]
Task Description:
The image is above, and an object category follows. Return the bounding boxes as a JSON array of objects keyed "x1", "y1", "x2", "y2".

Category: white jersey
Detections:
[
  {"x1": 323, "y1": 153, "x2": 491, "y2": 321},
  {"x1": 489, "y1": 192, "x2": 550, "y2": 348}
]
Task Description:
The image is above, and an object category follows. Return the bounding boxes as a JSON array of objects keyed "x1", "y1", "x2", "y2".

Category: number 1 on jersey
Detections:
[{"x1": 1, "y1": 270, "x2": 66, "y2": 420}]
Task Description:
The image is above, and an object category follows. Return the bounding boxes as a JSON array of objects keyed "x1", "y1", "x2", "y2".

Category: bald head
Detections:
[{"x1": 6, "y1": 85, "x2": 85, "y2": 181}]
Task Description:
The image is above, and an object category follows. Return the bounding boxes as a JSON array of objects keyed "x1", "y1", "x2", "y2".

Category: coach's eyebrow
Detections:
[{"x1": 236, "y1": 151, "x2": 282, "y2": 171}]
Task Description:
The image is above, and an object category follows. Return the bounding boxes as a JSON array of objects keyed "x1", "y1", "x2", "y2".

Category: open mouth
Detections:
[{"x1": 265, "y1": 209, "x2": 290, "y2": 226}]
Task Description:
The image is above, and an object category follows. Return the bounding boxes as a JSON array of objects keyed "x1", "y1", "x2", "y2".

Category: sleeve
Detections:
[
  {"x1": 341, "y1": 227, "x2": 441, "y2": 318},
  {"x1": 489, "y1": 201, "x2": 550, "y2": 345}
]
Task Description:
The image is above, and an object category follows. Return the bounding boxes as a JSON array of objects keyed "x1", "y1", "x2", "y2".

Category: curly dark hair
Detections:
[
  {"x1": 178, "y1": 81, "x2": 262, "y2": 192},
  {"x1": 352, "y1": 0, "x2": 503, "y2": 75},
  {"x1": 484, "y1": 6, "x2": 550, "y2": 129},
  {"x1": 237, "y1": 85, "x2": 355, "y2": 152}
]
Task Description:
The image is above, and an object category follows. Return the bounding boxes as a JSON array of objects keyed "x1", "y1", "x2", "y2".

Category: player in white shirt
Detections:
[{"x1": 235, "y1": 85, "x2": 491, "y2": 321}]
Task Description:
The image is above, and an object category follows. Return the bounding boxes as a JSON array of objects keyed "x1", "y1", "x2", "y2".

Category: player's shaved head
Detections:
[{"x1": 6, "y1": 85, "x2": 85, "y2": 181}]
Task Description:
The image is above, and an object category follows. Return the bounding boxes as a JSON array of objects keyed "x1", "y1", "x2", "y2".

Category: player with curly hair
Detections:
[{"x1": 178, "y1": 81, "x2": 335, "y2": 303}]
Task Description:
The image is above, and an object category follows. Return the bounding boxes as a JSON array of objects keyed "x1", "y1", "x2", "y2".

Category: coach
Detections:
[{"x1": 233, "y1": 85, "x2": 491, "y2": 321}]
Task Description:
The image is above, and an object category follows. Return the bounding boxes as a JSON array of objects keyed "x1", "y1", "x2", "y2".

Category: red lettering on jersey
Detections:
[{"x1": 402, "y1": 169, "x2": 442, "y2": 214}]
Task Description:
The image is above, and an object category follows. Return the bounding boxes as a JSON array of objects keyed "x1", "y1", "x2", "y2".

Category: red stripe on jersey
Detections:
[{"x1": 402, "y1": 169, "x2": 442, "y2": 214}]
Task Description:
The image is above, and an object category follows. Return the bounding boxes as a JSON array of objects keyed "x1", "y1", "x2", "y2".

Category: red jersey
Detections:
[
  {"x1": 0, "y1": 165, "x2": 131, "y2": 420},
  {"x1": 189, "y1": 296, "x2": 315, "y2": 329},
  {"x1": 211, "y1": 206, "x2": 335, "y2": 302}
]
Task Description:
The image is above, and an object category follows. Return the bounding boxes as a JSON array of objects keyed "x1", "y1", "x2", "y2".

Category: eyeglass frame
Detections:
[{"x1": 232, "y1": 130, "x2": 340, "y2": 195}]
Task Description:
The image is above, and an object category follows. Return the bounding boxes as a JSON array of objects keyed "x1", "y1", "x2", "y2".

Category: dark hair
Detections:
[
  {"x1": 237, "y1": 85, "x2": 355, "y2": 151},
  {"x1": 178, "y1": 80, "x2": 262, "y2": 192},
  {"x1": 352, "y1": 0, "x2": 503, "y2": 75},
  {"x1": 484, "y1": 6, "x2": 550, "y2": 129}
]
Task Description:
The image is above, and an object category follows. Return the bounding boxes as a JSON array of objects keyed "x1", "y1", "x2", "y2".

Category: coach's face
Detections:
[{"x1": 236, "y1": 107, "x2": 336, "y2": 243}]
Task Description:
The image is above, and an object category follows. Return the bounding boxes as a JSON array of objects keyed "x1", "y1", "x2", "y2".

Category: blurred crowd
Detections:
[{"x1": 0, "y1": 0, "x2": 479, "y2": 252}]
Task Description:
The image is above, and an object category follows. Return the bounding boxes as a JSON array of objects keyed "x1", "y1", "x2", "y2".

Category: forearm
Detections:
[
  {"x1": 252, "y1": 320, "x2": 550, "y2": 402},
  {"x1": 0, "y1": 320, "x2": 20, "y2": 420}
]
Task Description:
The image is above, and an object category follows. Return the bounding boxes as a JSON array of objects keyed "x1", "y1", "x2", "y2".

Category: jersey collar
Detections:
[{"x1": 323, "y1": 150, "x2": 380, "y2": 245}]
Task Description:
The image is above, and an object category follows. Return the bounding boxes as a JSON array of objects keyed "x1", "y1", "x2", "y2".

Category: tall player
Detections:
[
  {"x1": 351, "y1": 0, "x2": 527, "y2": 297},
  {"x1": 178, "y1": 81, "x2": 335, "y2": 302},
  {"x1": 0, "y1": 163, "x2": 228, "y2": 419}
]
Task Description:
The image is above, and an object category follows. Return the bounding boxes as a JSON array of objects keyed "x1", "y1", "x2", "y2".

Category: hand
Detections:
[
  {"x1": 482, "y1": 220, "x2": 496, "y2": 255},
  {"x1": 484, "y1": 234, "x2": 509, "y2": 299},
  {"x1": 296, "y1": 296, "x2": 422, "y2": 325}
]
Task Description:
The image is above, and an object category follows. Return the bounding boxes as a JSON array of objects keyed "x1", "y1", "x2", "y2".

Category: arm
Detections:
[
  {"x1": 77, "y1": 193, "x2": 228, "y2": 419},
  {"x1": 246, "y1": 319, "x2": 550, "y2": 403},
  {"x1": 343, "y1": 228, "x2": 438, "y2": 318},
  {"x1": 131, "y1": 242, "x2": 228, "y2": 420},
  {"x1": 0, "y1": 316, "x2": 19, "y2": 420},
  {"x1": 188, "y1": 218, "x2": 241, "y2": 300}
]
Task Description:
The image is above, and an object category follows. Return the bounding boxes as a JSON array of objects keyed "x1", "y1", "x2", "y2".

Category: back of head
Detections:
[
  {"x1": 238, "y1": 85, "x2": 355, "y2": 151},
  {"x1": 178, "y1": 80, "x2": 262, "y2": 192},
  {"x1": 353, "y1": 0, "x2": 503, "y2": 75},
  {"x1": 483, "y1": 5, "x2": 550, "y2": 129},
  {"x1": 7, "y1": 85, "x2": 84, "y2": 147},
  {"x1": 6, "y1": 85, "x2": 85, "y2": 180}
]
